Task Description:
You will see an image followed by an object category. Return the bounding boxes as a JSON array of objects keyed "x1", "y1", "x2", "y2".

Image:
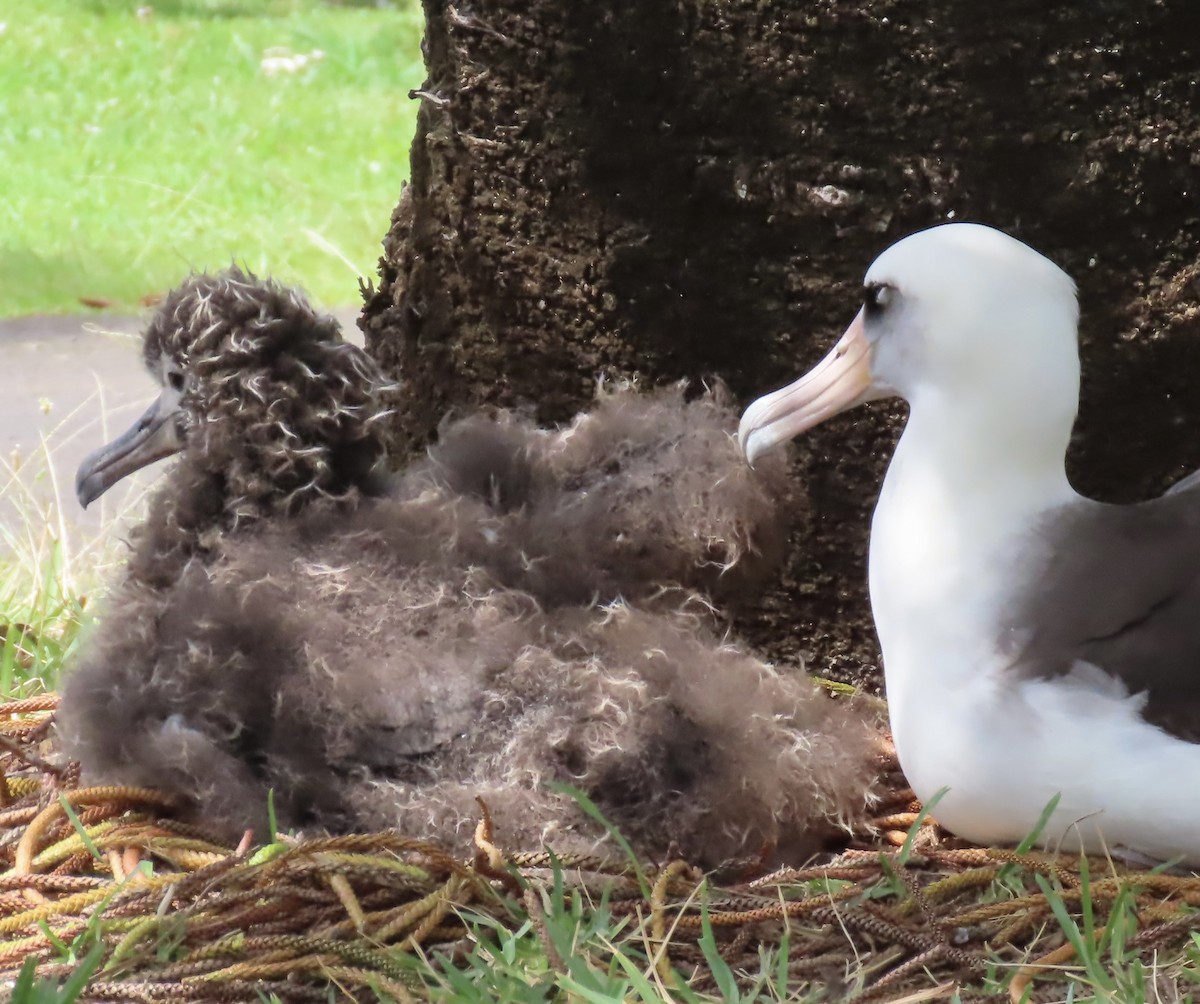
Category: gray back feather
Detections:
[{"x1": 1005, "y1": 482, "x2": 1200, "y2": 740}]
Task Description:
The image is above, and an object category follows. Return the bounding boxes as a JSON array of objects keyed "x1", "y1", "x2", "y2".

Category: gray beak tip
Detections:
[{"x1": 74, "y1": 466, "x2": 105, "y2": 510}]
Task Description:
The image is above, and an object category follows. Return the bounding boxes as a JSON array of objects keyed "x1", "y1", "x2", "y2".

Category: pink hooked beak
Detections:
[{"x1": 738, "y1": 309, "x2": 884, "y2": 466}]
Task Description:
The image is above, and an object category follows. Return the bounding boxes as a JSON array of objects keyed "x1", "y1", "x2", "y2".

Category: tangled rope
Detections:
[{"x1": 1, "y1": 697, "x2": 1198, "y2": 1002}]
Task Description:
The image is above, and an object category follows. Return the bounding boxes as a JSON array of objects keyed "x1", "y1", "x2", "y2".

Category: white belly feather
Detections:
[{"x1": 868, "y1": 431, "x2": 1200, "y2": 863}]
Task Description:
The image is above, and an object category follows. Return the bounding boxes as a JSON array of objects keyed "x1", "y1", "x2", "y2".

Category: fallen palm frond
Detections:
[{"x1": 0, "y1": 696, "x2": 1197, "y2": 1003}]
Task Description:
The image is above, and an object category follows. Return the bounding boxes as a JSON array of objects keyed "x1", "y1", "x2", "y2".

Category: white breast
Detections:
[{"x1": 871, "y1": 421, "x2": 1200, "y2": 862}]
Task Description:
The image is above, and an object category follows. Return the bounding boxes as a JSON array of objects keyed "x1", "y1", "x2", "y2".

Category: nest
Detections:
[{"x1": 1, "y1": 697, "x2": 1198, "y2": 1002}]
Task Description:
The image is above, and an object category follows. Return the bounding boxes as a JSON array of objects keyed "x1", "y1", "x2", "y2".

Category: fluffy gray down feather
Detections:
[{"x1": 58, "y1": 270, "x2": 881, "y2": 867}]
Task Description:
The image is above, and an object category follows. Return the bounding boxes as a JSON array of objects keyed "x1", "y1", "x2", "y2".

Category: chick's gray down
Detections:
[{"x1": 59, "y1": 268, "x2": 881, "y2": 866}]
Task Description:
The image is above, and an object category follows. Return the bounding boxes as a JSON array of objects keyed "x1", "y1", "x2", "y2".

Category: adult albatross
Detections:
[{"x1": 739, "y1": 222, "x2": 1200, "y2": 864}]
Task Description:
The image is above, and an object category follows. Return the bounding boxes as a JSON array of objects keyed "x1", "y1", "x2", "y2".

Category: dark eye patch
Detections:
[
  {"x1": 168, "y1": 370, "x2": 186, "y2": 392},
  {"x1": 864, "y1": 282, "x2": 894, "y2": 317}
]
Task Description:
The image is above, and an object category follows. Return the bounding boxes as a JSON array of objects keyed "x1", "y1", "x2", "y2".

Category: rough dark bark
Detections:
[{"x1": 362, "y1": 0, "x2": 1200, "y2": 687}]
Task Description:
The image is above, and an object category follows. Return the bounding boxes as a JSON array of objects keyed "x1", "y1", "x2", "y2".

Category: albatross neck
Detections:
[
  {"x1": 888, "y1": 383, "x2": 1077, "y2": 517},
  {"x1": 868, "y1": 384, "x2": 1078, "y2": 706}
]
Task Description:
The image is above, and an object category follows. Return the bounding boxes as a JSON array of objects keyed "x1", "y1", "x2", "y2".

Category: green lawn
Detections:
[{"x1": 0, "y1": 0, "x2": 424, "y2": 316}]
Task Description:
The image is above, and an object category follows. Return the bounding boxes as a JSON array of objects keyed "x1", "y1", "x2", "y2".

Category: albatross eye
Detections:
[
  {"x1": 167, "y1": 368, "x2": 185, "y2": 393},
  {"x1": 864, "y1": 282, "x2": 894, "y2": 317}
]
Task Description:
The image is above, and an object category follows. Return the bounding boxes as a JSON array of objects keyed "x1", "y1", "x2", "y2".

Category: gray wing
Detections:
[{"x1": 1006, "y1": 484, "x2": 1200, "y2": 741}]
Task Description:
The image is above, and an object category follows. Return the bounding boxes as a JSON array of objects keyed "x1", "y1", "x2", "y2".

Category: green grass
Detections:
[
  {"x1": 0, "y1": 0, "x2": 424, "y2": 316},
  {"x1": 405, "y1": 870, "x2": 816, "y2": 1003},
  {"x1": 0, "y1": 443, "x2": 110, "y2": 695},
  {"x1": 0, "y1": 391, "x2": 147, "y2": 694},
  {"x1": 11, "y1": 946, "x2": 104, "y2": 1004}
]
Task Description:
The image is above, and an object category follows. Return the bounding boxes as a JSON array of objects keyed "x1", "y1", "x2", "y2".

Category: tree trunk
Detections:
[{"x1": 362, "y1": 0, "x2": 1200, "y2": 687}]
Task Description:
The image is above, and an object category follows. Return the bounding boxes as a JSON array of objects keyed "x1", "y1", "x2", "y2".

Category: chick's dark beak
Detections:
[{"x1": 76, "y1": 389, "x2": 184, "y2": 508}]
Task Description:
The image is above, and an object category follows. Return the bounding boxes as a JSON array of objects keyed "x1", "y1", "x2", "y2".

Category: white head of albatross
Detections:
[{"x1": 740, "y1": 222, "x2": 1200, "y2": 864}]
